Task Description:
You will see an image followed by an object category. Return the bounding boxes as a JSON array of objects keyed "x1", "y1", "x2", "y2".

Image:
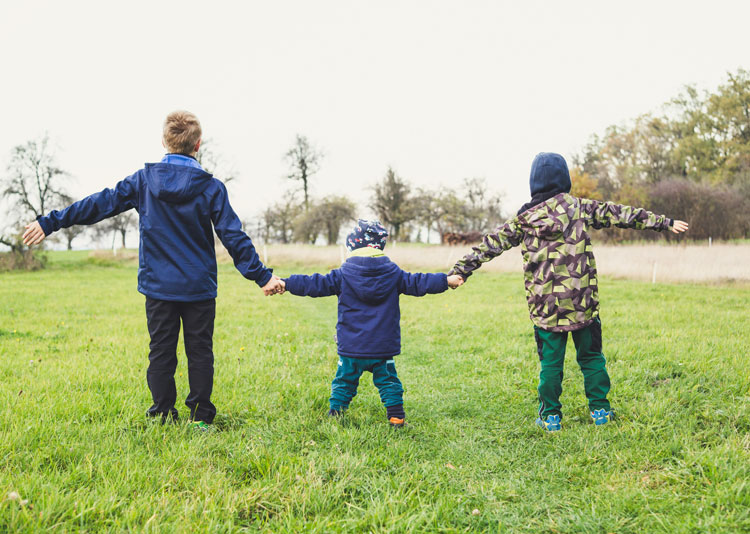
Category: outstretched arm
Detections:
[
  {"x1": 448, "y1": 218, "x2": 524, "y2": 280},
  {"x1": 284, "y1": 270, "x2": 342, "y2": 297},
  {"x1": 211, "y1": 181, "x2": 274, "y2": 288},
  {"x1": 23, "y1": 174, "x2": 139, "y2": 246},
  {"x1": 398, "y1": 271, "x2": 449, "y2": 296},
  {"x1": 579, "y1": 198, "x2": 672, "y2": 232}
]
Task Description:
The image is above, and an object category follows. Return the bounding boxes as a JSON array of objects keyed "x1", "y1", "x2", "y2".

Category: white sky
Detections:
[{"x1": 1, "y1": 0, "x2": 748, "y2": 233}]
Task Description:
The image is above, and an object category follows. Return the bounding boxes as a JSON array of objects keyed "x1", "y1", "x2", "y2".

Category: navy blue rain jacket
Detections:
[
  {"x1": 37, "y1": 163, "x2": 272, "y2": 301},
  {"x1": 284, "y1": 256, "x2": 448, "y2": 358}
]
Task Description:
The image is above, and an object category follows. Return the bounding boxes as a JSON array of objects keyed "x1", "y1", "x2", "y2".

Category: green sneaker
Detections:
[{"x1": 189, "y1": 421, "x2": 211, "y2": 432}]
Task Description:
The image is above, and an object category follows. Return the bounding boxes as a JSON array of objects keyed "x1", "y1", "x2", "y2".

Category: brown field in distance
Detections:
[{"x1": 216, "y1": 242, "x2": 750, "y2": 284}]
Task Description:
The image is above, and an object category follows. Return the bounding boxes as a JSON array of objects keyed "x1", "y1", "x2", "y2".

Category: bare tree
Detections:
[
  {"x1": 196, "y1": 137, "x2": 237, "y2": 184},
  {"x1": 94, "y1": 212, "x2": 138, "y2": 249},
  {"x1": 315, "y1": 195, "x2": 357, "y2": 245},
  {"x1": 261, "y1": 190, "x2": 303, "y2": 244},
  {"x1": 0, "y1": 134, "x2": 69, "y2": 250},
  {"x1": 462, "y1": 177, "x2": 504, "y2": 232},
  {"x1": 370, "y1": 167, "x2": 415, "y2": 241},
  {"x1": 284, "y1": 134, "x2": 322, "y2": 211}
]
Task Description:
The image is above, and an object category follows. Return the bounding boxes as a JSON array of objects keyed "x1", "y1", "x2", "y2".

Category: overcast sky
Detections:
[{"x1": 1, "y1": 0, "x2": 748, "y2": 234}]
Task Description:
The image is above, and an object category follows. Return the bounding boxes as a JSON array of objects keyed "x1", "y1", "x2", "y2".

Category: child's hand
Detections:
[
  {"x1": 447, "y1": 274, "x2": 465, "y2": 289},
  {"x1": 22, "y1": 221, "x2": 46, "y2": 246},
  {"x1": 262, "y1": 276, "x2": 285, "y2": 296},
  {"x1": 670, "y1": 220, "x2": 689, "y2": 234}
]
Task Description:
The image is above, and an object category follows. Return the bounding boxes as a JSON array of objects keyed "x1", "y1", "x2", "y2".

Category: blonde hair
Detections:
[{"x1": 162, "y1": 110, "x2": 202, "y2": 154}]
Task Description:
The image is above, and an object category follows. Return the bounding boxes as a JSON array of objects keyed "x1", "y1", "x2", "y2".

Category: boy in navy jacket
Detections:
[
  {"x1": 279, "y1": 220, "x2": 463, "y2": 427},
  {"x1": 22, "y1": 111, "x2": 284, "y2": 428}
]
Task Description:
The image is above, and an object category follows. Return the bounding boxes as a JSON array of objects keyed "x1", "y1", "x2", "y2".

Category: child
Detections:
[
  {"x1": 22, "y1": 110, "x2": 283, "y2": 429},
  {"x1": 278, "y1": 220, "x2": 463, "y2": 427},
  {"x1": 449, "y1": 152, "x2": 688, "y2": 432}
]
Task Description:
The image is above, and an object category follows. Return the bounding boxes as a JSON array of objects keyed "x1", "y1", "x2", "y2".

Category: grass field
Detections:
[{"x1": 1, "y1": 250, "x2": 749, "y2": 533}]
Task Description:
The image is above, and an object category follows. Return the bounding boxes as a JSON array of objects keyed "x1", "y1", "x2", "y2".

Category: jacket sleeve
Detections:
[
  {"x1": 448, "y1": 218, "x2": 524, "y2": 279},
  {"x1": 210, "y1": 181, "x2": 273, "y2": 287},
  {"x1": 36, "y1": 173, "x2": 139, "y2": 235},
  {"x1": 284, "y1": 270, "x2": 342, "y2": 297},
  {"x1": 579, "y1": 198, "x2": 672, "y2": 231},
  {"x1": 398, "y1": 271, "x2": 448, "y2": 296}
]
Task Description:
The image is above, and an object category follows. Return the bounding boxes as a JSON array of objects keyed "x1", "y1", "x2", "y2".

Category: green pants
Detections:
[
  {"x1": 330, "y1": 357, "x2": 404, "y2": 410},
  {"x1": 534, "y1": 318, "x2": 611, "y2": 419}
]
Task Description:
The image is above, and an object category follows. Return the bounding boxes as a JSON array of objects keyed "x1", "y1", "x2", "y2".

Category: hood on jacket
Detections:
[
  {"x1": 144, "y1": 163, "x2": 213, "y2": 204},
  {"x1": 517, "y1": 152, "x2": 572, "y2": 215},
  {"x1": 529, "y1": 152, "x2": 571, "y2": 196},
  {"x1": 341, "y1": 256, "x2": 401, "y2": 304}
]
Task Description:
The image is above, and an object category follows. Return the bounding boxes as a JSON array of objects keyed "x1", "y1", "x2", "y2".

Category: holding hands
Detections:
[
  {"x1": 262, "y1": 276, "x2": 286, "y2": 296},
  {"x1": 447, "y1": 274, "x2": 464, "y2": 289}
]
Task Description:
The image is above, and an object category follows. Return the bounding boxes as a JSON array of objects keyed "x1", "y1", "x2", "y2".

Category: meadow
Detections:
[{"x1": 1, "y1": 249, "x2": 749, "y2": 533}]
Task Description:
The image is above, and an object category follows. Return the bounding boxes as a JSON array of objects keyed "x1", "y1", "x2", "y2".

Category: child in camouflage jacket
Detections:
[{"x1": 449, "y1": 152, "x2": 688, "y2": 432}]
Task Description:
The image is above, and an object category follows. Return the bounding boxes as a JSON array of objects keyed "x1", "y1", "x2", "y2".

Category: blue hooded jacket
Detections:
[
  {"x1": 284, "y1": 256, "x2": 448, "y2": 358},
  {"x1": 37, "y1": 156, "x2": 272, "y2": 301}
]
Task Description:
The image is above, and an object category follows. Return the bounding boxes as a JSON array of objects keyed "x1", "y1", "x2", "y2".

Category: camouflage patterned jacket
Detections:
[{"x1": 449, "y1": 193, "x2": 672, "y2": 332}]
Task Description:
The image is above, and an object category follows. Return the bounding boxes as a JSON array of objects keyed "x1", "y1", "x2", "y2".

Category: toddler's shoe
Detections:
[
  {"x1": 328, "y1": 407, "x2": 345, "y2": 417},
  {"x1": 189, "y1": 420, "x2": 211, "y2": 432},
  {"x1": 591, "y1": 409, "x2": 612, "y2": 426},
  {"x1": 388, "y1": 417, "x2": 406, "y2": 428},
  {"x1": 535, "y1": 414, "x2": 561, "y2": 432}
]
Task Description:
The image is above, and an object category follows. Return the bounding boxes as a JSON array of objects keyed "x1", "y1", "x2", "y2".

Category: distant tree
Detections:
[
  {"x1": 196, "y1": 137, "x2": 237, "y2": 184},
  {"x1": 434, "y1": 192, "x2": 469, "y2": 241},
  {"x1": 314, "y1": 195, "x2": 357, "y2": 245},
  {"x1": 413, "y1": 188, "x2": 441, "y2": 243},
  {"x1": 94, "y1": 212, "x2": 138, "y2": 249},
  {"x1": 0, "y1": 134, "x2": 69, "y2": 250},
  {"x1": 284, "y1": 135, "x2": 322, "y2": 211},
  {"x1": 462, "y1": 177, "x2": 503, "y2": 232},
  {"x1": 292, "y1": 206, "x2": 324, "y2": 245},
  {"x1": 261, "y1": 190, "x2": 302, "y2": 244},
  {"x1": 370, "y1": 167, "x2": 415, "y2": 241},
  {"x1": 569, "y1": 166, "x2": 600, "y2": 199}
]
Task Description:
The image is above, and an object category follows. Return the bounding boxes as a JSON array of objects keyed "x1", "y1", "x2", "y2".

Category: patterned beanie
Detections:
[{"x1": 346, "y1": 219, "x2": 388, "y2": 252}]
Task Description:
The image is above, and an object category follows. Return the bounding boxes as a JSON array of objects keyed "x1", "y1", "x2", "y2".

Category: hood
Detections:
[
  {"x1": 529, "y1": 152, "x2": 571, "y2": 197},
  {"x1": 518, "y1": 152, "x2": 571, "y2": 215},
  {"x1": 144, "y1": 163, "x2": 213, "y2": 204},
  {"x1": 341, "y1": 256, "x2": 401, "y2": 304}
]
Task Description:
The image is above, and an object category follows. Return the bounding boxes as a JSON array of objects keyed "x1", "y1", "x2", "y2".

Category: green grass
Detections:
[{"x1": 1, "y1": 251, "x2": 749, "y2": 533}]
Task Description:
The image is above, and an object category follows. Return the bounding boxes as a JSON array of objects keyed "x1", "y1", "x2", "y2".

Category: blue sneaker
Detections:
[
  {"x1": 535, "y1": 414, "x2": 562, "y2": 432},
  {"x1": 591, "y1": 409, "x2": 612, "y2": 426}
]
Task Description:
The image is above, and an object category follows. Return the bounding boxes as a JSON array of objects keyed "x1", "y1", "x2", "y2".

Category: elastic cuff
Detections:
[
  {"x1": 255, "y1": 269, "x2": 273, "y2": 287},
  {"x1": 36, "y1": 215, "x2": 51, "y2": 236},
  {"x1": 386, "y1": 403, "x2": 405, "y2": 420}
]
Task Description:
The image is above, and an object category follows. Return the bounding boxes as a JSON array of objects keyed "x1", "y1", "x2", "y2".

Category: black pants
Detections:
[{"x1": 145, "y1": 297, "x2": 216, "y2": 423}]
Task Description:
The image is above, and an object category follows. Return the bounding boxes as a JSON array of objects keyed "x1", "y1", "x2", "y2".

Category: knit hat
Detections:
[
  {"x1": 529, "y1": 152, "x2": 571, "y2": 196},
  {"x1": 346, "y1": 219, "x2": 388, "y2": 252}
]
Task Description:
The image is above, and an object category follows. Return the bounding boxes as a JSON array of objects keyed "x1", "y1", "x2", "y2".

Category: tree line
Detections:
[
  {"x1": 572, "y1": 68, "x2": 750, "y2": 240},
  {"x1": 259, "y1": 136, "x2": 504, "y2": 245}
]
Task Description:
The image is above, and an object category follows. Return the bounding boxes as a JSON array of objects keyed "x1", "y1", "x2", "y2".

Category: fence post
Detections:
[
  {"x1": 651, "y1": 261, "x2": 657, "y2": 284},
  {"x1": 708, "y1": 237, "x2": 712, "y2": 248}
]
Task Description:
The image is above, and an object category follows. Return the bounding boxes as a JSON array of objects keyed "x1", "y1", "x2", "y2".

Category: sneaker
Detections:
[
  {"x1": 189, "y1": 421, "x2": 211, "y2": 432},
  {"x1": 535, "y1": 414, "x2": 562, "y2": 432},
  {"x1": 328, "y1": 407, "x2": 345, "y2": 417},
  {"x1": 591, "y1": 409, "x2": 612, "y2": 426},
  {"x1": 388, "y1": 417, "x2": 406, "y2": 428}
]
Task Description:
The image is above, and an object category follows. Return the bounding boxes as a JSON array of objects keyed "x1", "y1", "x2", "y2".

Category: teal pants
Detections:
[
  {"x1": 534, "y1": 318, "x2": 611, "y2": 419},
  {"x1": 330, "y1": 357, "x2": 404, "y2": 410}
]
